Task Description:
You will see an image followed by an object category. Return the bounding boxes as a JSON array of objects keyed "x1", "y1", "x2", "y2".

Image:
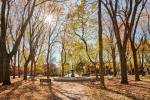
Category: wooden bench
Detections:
[{"x1": 40, "y1": 79, "x2": 52, "y2": 85}]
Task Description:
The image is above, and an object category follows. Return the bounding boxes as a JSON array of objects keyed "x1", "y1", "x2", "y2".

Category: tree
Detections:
[
  {"x1": 98, "y1": 0, "x2": 105, "y2": 88},
  {"x1": 0, "y1": 40, "x2": 3, "y2": 83},
  {"x1": 22, "y1": 19, "x2": 44, "y2": 80},
  {"x1": 103, "y1": 21, "x2": 117, "y2": 77},
  {"x1": 0, "y1": 0, "x2": 36, "y2": 85},
  {"x1": 130, "y1": 1, "x2": 146, "y2": 80},
  {"x1": 144, "y1": 8, "x2": 150, "y2": 47},
  {"x1": 102, "y1": 0, "x2": 147, "y2": 84},
  {"x1": 68, "y1": 0, "x2": 99, "y2": 80}
]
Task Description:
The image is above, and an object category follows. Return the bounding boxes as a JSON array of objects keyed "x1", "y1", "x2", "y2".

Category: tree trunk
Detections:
[
  {"x1": 112, "y1": 49, "x2": 116, "y2": 77},
  {"x1": 130, "y1": 61, "x2": 133, "y2": 75},
  {"x1": 120, "y1": 51, "x2": 128, "y2": 84},
  {"x1": 62, "y1": 64, "x2": 65, "y2": 77},
  {"x1": 0, "y1": 42, "x2": 3, "y2": 82},
  {"x1": 0, "y1": 62, "x2": 3, "y2": 82},
  {"x1": 2, "y1": 59, "x2": 11, "y2": 85},
  {"x1": 0, "y1": 58, "x2": 3, "y2": 83},
  {"x1": 61, "y1": 43, "x2": 66, "y2": 77},
  {"x1": 141, "y1": 50, "x2": 144, "y2": 76},
  {"x1": 18, "y1": 65, "x2": 20, "y2": 78},
  {"x1": 47, "y1": 63, "x2": 50, "y2": 79},
  {"x1": 18, "y1": 49, "x2": 20, "y2": 77},
  {"x1": 46, "y1": 46, "x2": 50, "y2": 78},
  {"x1": 132, "y1": 49, "x2": 140, "y2": 81},
  {"x1": 30, "y1": 59, "x2": 33, "y2": 76},
  {"x1": 94, "y1": 64, "x2": 98, "y2": 80},
  {"x1": 33, "y1": 59, "x2": 36, "y2": 77},
  {"x1": 13, "y1": 54, "x2": 16, "y2": 79},
  {"x1": 23, "y1": 58, "x2": 30, "y2": 80},
  {"x1": 98, "y1": 0, "x2": 105, "y2": 88}
]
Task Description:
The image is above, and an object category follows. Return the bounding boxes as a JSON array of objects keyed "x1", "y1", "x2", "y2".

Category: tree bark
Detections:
[
  {"x1": 98, "y1": 0, "x2": 105, "y2": 88},
  {"x1": 141, "y1": 50, "x2": 144, "y2": 76},
  {"x1": 30, "y1": 58, "x2": 34, "y2": 76},
  {"x1": 47, "y1": 63, "x2": 50, "y2": 79},
  {"x1": 61, "y1": 43, "x2": 66, "y2": 77},
  {"x1": 0, "y1": 41, "x2": 3, "y2": 82},
  {"x1": 132, "y1": 50, "x2": 140, "y2": 80},
  {"x1": 112, "y1": 48, "x2": 116, "y2": 77},
  {"x1": 130, "y1": 34, "x2": 141, "y2": 80},
  {"x1": 0, "y1": 53, "x2": 3, "y2": 83},
  {"x1": 33, "y1": 58, "x2": 36, "y2": 77},
  {"x1": 119, "y1": 49, "x2": 128, "y2": 84},
  {"x1": 23, "y1": 58, "x2": 30, "y2": 80},
  {"x1": 2, "y1": 59, "x2": 11, "y2": 85},
  {"x1": 1, "y1": 0, "x2": 11, "y2": 85},
  {"x1": 18, "y1": 49, "x2": 21, "y2": 77},
  {"x1": 13, "y1": 54, "x2": 16, "y2": 79}
]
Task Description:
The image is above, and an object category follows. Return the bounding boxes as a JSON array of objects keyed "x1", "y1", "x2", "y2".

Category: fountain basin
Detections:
[{"x1": 53, "y1": 77, "x2": 91, "y2": 82}]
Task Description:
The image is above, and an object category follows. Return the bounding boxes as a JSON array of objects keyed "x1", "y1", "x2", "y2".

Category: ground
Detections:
[{"x1": 0, "y1": 75, "x2": 150, "y2": 100}]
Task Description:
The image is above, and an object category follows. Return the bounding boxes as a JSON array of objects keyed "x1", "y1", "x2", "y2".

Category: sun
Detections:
[{"x1": 45, "y1": 15, "x2": 52, "y2": 23}]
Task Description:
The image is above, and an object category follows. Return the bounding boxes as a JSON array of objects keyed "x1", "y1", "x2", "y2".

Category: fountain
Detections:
[{"x1": 53, "y1": 65, "x2": 91, "y2": 82}]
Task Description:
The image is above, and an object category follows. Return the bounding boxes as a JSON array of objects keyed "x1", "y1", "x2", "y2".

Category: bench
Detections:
[{"x1": 40, "y1": 79, "x2": 52, "y2": 85}]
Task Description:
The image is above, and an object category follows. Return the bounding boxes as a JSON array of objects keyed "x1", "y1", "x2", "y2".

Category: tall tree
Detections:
[
  {"x1": 98, "y1": 0, "x2": 105, "y2": 88},
  {"x1": 130, "y1": 0, "x2": 146, "y2": 81},
  {"x1": 102, "y1": 0, "x2": 147, "y2": 84},
  {"x1": 104, "y1": 22, "x2": 117, "y2": 77},
  {"x1": 0, "y1": 0, "x2": 36, "y2": 85},
  {"x1": 68, "y1": 0, "x2": 99, "y2": 80}
]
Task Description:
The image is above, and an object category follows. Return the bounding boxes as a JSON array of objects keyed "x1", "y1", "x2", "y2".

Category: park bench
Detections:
[{"x1": 40, "y1": 79, "x2": 52, "y2": 85}]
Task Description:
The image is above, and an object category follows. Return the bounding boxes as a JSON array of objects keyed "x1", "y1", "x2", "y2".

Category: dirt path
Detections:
[{"x1": 51, "y1": 82, "x2": 92, "y2": 100}]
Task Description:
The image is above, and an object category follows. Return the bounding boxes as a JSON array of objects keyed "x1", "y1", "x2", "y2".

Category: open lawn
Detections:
[{"x1": 0, "y1": 75, "x2": 150, "y2": 100}]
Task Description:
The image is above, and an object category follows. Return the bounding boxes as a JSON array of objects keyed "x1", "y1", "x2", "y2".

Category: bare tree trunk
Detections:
[
  {"x1": 30, "y1": 58, "x2": 33, "y2": 76},
  {"x1": 94, "y1": 64, "x2": 98, "y2": 80},
  {"x1": 133, "y1": 50, "x2": 140, "y2": 80},
  {"x1": 61, "y1": 64, "x2": 65, "y2": 77},
  {"x1": 0, "y1": 43, "x2": 3, "y2": 82},
  {"x1": 47, "y1": 63, "x2": 50, "y2": 79},
  {"x1": 120, "y1": 50, "x2": 128, "y2": 84},
  {"x1": 61, "y1": 43, "x2": 66, "y2": 77},
  {"x1": 47, "y1": 44, "x2": 50, "y2": 78},
  {"x1": 98, "y1": 0, "x2": 105, "y2": 88},
  {"x1": 141, "y1": 49, "x2": 144, "y2": 76},
  {"x1": 18, "y1": 49, "x2": 21, "y2": 77},
  {"x1": 131, "y1": 43, "x2": 140, "y2": 80},
  {"x1": 129, "y1": 61, "x2": 133, "y2": 75},
  {"x1": 112, "y1": 48, "x2": 116, "y2": 77},
  {"x1": 3, "y1": 58, "x2": 11, "y2": 85},
  {"x1": 33, "y1": 58, "x2": 36, "y2": 77},
  {"x1": 1, "y1": 0, "x2": 11, "y2": 85},
  {"x1": 24, "y1": 58, "x2": 30, "y2": 80},
  {"x1": 13, "y1": 54, "x2": 16, "y2": 79}
]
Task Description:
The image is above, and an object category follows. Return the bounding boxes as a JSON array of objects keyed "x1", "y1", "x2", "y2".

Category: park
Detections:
[
  {"x1": 0, "y1": 0, "x2": 150, "y2": 100},
  {"x1": 0, "y1": 75, "x2": 150, "y2": 99}
]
